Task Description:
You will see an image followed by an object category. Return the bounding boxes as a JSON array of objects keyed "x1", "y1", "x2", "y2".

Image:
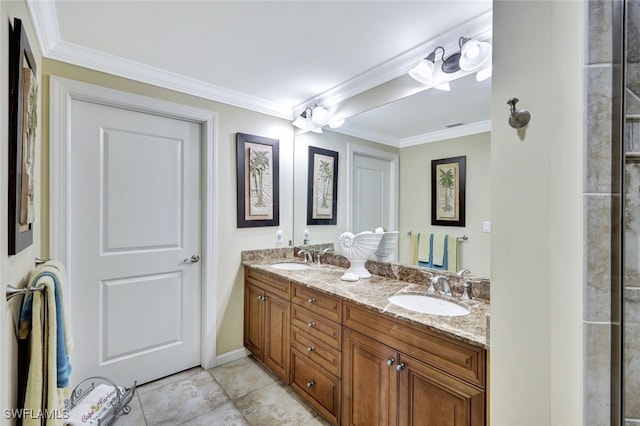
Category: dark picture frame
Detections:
[
  {"x1": 306, "y1": 146, "x2": 338, "y2": 225},
  {"x1": 431, "y1": 155, "x2": 466, "y2": 227},
  {"x1": 236, "y1": 133, "x2": 279, "y2": 228},
  {"x1": 8, "y1": 18, "x2": 37, "y2": 255}
]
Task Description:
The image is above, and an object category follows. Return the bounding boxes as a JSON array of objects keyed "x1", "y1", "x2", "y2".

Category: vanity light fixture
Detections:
[
  {"x1": 408, "y1": 46, "x2": 444, "y2": 85},
  {"x1": 328, "y1": 116, "x2": 345, "y2": 129},
  {"x1": 476, "y1": 66, "x2": 492, "y2": 82},
  {"x1": 292, "y1": 107, "x2": 323, "y2": 133},
  {"x1": 408, "y1": 37, "x2": 492, "y2": 85},
  {"x1": 458, "y1": 37, "x2": 492, "y2": 71},
  {"x1": 311, "y1": 105, "x2": 329, "y2": 125},
  {"x1": 292, "y1": 104, "x2": 344, "y2": 132}
]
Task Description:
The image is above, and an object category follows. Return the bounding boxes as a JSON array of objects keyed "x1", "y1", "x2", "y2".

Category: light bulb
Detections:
[
  {"x1": 465, "y1": 43, "x2": 480, "y2": 59},
  {"x1": 311, "y1": 106, "x2": 329, "y2": 125}
]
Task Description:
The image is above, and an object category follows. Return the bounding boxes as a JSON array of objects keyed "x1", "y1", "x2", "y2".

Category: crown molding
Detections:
[
  {"x1": 332, "y1": 119, "x2": 491, "y2": 149},
  {"x1": 329, "y1": 124, "x2": 401, "y2": 148},
  {"x1": 48, "y1": 40, "x2": 293, "y2": 119},
  {"x1": 28, "y1": 0, "x2": 491, "y2": 127},
  {"x1": 26, "y1": 0, "x2": 292, "y2": 119},
  {"x1": 26, "y1": 0, "x2": 59, "y2": 52},
  {"x1": 399, "y1": 120, "x2": 491, "y2": 147}
]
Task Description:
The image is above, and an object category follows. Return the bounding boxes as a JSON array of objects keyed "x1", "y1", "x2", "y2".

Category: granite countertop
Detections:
[{"x1": 243, "y1": 258, "x2": 489, "y2": 350}]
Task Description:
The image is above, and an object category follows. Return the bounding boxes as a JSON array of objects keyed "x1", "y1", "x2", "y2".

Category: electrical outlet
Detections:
[
  {"x1": 275, "y1": 229, "x2": 284, "y2": 243},
  {"x1": 303, "y1": 229, "x2": 310, "y2": 243},
  {"x1": 482, "y1": 221, "x2": 491, "y2": 233}
]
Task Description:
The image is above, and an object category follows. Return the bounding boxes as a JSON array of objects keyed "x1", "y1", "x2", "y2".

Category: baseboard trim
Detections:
[{"x1": 215, "y1": 347, "x2": 250, "y2": 366}]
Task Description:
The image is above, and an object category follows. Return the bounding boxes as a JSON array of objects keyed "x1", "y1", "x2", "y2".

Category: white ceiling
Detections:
[{"x1": 28, "y1": 0, "x2": 492, "y2": 146}]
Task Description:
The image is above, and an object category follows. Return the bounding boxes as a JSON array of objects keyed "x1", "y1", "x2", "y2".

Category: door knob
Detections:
[{"x1": 183, "y1": 254, "x2": 200, "y2": 264}]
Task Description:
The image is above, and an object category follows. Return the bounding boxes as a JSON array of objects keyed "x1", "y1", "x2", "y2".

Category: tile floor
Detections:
[{"x1": 112, "y1": 355, "x2": 330, "y2": 426}]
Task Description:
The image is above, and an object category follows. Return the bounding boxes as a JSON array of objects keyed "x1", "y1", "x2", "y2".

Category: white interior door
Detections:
[
  {"x1": 352, "y1": 153, "x2": 392, "y2": 233},
  {"x1": 68, "y1": 99, "x2": 202, "y2": 386}
]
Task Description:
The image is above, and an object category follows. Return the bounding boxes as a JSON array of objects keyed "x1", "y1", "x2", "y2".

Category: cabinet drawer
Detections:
[
  {"x1": 292, "y1": 305, "x2": 342, "y2": 350},
  {"x1": 245, "y1": 267, "x2": 290, "y2": 300},
  {"x1": 291, "y1": 284, "x2": 341, "y2": 322},
  {"x1": 291, "y1": 326, "x2": 341, "y2": 378},
  {"x1": 344, "y1": 302, "x2": 486, "y2": 388},
  {"x1": 291, "y1": 349, "x2": 340, "y2": 425}
]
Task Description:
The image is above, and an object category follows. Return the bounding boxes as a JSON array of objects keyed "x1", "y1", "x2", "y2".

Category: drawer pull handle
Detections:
[
  {"x1": 308, "y1": 297, "x2": 316, "y2": 303},
  {"x1": 386, "y1": 358, "x2": 395, "y2": 367},
  {"x1": 257, "y1": 295, "x2": 266, "y2": 301},
  {"x1": 307, "y1": 380, "x2": 315, "y2": 388},
  {"x1": 307, "y1": 346, "x2": 315, "y2": 352},
  {"x1": 307, "y1": 321, "x2": 315, "y2": 328},
  {"x1": 396, "y1": 363, "x2": 405, "y2": 372}
]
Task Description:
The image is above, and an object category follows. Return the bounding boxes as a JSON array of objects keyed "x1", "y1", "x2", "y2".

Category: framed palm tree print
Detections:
[
  {"x1": 307, "y1": 146, "x2": 338, "y2": 225},
  {"x1": 431, "y1": 156, "x2": 466, "y2": 227},
  {"x1": 8, "y1": 18, "x2": 37, "y2": 255},
  {"x1": 236, "y1": 133, "x2": 279, "y2": 228}
]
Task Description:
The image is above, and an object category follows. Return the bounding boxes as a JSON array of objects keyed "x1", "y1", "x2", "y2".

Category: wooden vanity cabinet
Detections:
[
  {"x1": 244, "y1": 267, "x2": 487, "y2": 425},
  {"x1": 243, "y1": 268, "x2": 290, "y2": 382},
  {"x1": 289, "y1": 284, "x2": 342, "y2": 425},
  {"x1": 342, "y1": 301, "x2": 486, "y2": 426}
]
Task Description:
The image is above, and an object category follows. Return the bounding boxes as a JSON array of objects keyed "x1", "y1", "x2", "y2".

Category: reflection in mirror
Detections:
[
  {"x1": 293, "y1": 131, "x2": 398, "y2": 245},
  {"x1": 293, "y1": 73, "x2": 491, "y2": 278}
]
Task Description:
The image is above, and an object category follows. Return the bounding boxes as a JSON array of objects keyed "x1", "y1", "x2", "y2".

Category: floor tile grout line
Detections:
[{"x1": 203, "y1": 369, "x2": 255, "y2": 425}]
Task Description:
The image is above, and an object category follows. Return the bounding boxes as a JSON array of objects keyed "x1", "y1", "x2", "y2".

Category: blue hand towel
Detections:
[{"x1": 19, "y1": 271, "x2": 72, "y2": 388}]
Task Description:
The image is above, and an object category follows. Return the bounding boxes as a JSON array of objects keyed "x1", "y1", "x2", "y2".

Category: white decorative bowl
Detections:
[
  {"x1": 337, "y1": 231, "x2": 384, "y2": 278},
  {"x1": 373, "y1": 231, "x2": 399, "y2": 262}
]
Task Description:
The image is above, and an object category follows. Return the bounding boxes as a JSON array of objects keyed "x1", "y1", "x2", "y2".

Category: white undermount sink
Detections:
[
  {"x1": 271, "y1": 262, "x2": 311, "y2": 271},
  {"x1": 388, "y1": 294, "x2": 470, "y2": 317}
]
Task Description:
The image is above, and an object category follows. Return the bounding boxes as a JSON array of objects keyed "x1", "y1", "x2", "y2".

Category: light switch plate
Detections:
[
  {"x1": 482, "y1": 221, "x2": 491, "y2": 233},
  {"x1": 276, "y1": 230, "x2": 284, "y2": 243}
]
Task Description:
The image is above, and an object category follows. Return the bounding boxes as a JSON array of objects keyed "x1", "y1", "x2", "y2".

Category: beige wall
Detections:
[
  {"x1": 490, "y1": 1, "x2": 583, "y2": 424},
  {"x1": 0, "y1": 3, "x2": 43, "y2": 424},
  {"x1": 398, "y1": 132, "x2": 491, "y2": 277}
]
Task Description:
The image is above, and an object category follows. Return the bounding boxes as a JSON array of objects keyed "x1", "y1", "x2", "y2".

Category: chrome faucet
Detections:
[
  {"x1": 316, "y1": 247, "x2": 334, "y2": 265},
  {"x1": 456, "y1": 269, "x2": 472, "y2": 300},
  {"x1": 298, "y1": 249, "x2": 312, "y2": 263},
  {"x1": 456, "y1": 268, "x2": 471, "y2": 277},
  {"x1": 428, "y1": 276, "x2": 452, "y2": 296}
]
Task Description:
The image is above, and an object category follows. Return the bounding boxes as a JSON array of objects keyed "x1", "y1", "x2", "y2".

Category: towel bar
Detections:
[
  {"x1": 406, "y1": 231, "x2": 469, "y2": 241},
  {"x1": 5, "y1": 284, "x2": 45, "y2": 302}
]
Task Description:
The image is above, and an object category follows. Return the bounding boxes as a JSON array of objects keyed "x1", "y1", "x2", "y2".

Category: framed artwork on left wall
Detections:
[
  {"x1": 236, "y1": 133, "x2": 280, "y2": 228},
  {"x1": 8, "y1": 18, "x2": 38, "y2": 255}
]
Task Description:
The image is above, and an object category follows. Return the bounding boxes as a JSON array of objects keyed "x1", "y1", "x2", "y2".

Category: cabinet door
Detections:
[
  {"x1": 397, "y1": 354, "x2": 485, "y2": 426},
  {"x1": 264, "y1": 292, "x2": 290, "y2": 382},
  {"x1": 244, "y1": 282, "x2": 264, "y2": 359},
  {"x1": 343, "y1": 329, "x2": 398, "y2": 426}
]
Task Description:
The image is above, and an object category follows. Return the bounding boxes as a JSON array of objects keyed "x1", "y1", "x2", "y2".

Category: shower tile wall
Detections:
[
  {"x1": 626, "y1": 2, "x2": 640, "y2": 424},
  {"x1": 584, "y1": 1, "x2": 615, "y2": 425}
]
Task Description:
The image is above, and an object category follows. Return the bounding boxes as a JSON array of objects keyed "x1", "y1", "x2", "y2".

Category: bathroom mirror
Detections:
[{"x1": 292, "y1": 72, "x2": 492, "y2": 278}]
